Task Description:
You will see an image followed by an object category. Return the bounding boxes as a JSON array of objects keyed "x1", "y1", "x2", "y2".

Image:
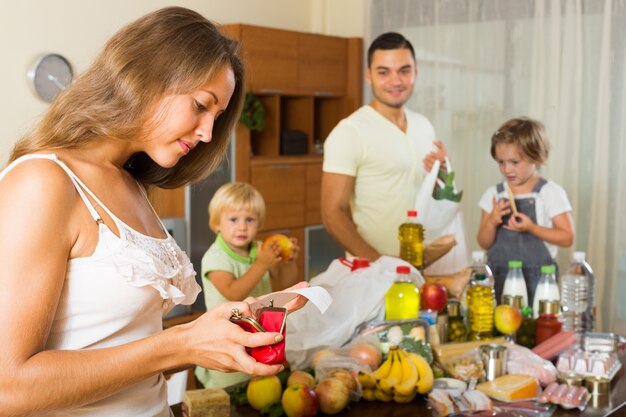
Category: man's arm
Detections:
[{"x1": 321, "y1": 172, "x2": 381, "y2": 261}]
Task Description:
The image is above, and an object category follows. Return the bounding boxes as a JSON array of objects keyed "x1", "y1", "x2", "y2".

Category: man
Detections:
[{"x1": 322, "y1": 32, "x2": 445, "y2": 260}]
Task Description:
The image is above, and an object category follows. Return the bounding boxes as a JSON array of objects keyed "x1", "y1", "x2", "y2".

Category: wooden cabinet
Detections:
[
  {"x1": 222, "y1": 23, "x2": 363, "y2": 280},
  {"x1": 150, "y1": 187, "x2": 185, "y2": 219}
]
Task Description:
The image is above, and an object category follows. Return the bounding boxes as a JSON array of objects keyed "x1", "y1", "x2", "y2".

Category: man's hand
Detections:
[{"x1": 423, "y1": 141, "x2": 447, "y2": 173}]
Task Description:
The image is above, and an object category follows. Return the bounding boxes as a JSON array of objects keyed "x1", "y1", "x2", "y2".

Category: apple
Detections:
[
  {"x1": 326, "y1": 368, "x2": 357, "y2": 393},
  {"x1": 287, "y1": 370, "x2": 316, "y2": 388},
  {"x1": 246, "y1": 375, "x2": 282, "y2": 411},
  {"x1": 494, "y1": 304, "x2": 523, "y2": 335},
  {"x1": 264, "y1": 233, "x2": 295, "y2": 259},
  {"x1": 314, "y1": 377, "x2": 351, "y2": 415},
  {"x1": 420, "y1": 282, "x2": 448, "y2": 312},
  {"x1": 348, "y1": 341, "x2": 382, "y2": 370},
  {"x1": 311, "y1": 348, "x2": 338, "y2": 368},
  {"x1": 281, "y1": 383, "x2": 319, "y2": 417}
]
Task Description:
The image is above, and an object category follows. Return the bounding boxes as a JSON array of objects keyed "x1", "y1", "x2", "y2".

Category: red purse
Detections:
[{"x1": 230, "y1": 301, "x2": 287, "y2": 365}]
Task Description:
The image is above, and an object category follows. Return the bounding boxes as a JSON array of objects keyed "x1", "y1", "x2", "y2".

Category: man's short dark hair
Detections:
[{"x1": 367, "y1": 32, "x2": 416, "y2": 67}]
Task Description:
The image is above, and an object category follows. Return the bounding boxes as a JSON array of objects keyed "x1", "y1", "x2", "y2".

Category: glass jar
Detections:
[
  {"x1": 535, "y1": 300, "x2": 563, "y2": 345},
  {"x1": 446, "y1": 300, "x2": 467, "y2": 342},
  {"x1": 516, "y1": 306, "x2": 536, "y2": 348}
]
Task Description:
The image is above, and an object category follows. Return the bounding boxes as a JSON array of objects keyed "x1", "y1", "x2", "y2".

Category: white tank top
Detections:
[{"x1": 0, "y1": 154, "x2": 201, "y2": 416}]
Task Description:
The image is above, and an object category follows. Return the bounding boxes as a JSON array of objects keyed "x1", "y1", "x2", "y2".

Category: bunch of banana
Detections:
[{"x1": 358, "y1": 347, "x2": 434, "y2": 403}]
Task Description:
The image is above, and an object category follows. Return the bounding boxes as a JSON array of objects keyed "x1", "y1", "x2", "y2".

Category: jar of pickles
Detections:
[{"x1": 446, "y1": 300, "x2": 467, "y2": 342}]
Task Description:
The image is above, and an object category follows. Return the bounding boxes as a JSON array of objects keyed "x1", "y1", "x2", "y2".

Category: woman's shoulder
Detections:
[{"x1": 0, "y1": 154, "x2": 77, "y2": 200}]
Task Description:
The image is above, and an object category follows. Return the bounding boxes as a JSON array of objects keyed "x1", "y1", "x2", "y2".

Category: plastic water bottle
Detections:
[
  {"x1": 385, "y1": 266, "x2": 420, "y2": 320},
  {"x1": 465, "y1": 251, "x2": 495, "y2": 340},
  {"x1": 398, "y1": 210, "x2": 424, "y2": 271},
  {"x1": 532, "y1": 265, "x2": 560, "y2": 319},
  {"x1": 560, "y1": 252, "x2": 595, "y2": 332},
  {"x1": 502, "y1": 260, "x2": 528, "y2": 307}
]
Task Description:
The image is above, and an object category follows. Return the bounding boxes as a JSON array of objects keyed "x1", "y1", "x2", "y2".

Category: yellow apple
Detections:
[
  {"x1": 246, "y1": 375, "x2": 282, "y2": 411},
  {"x1": 287, "y1": 370, "x2": 316, "y2": 388},
  {"x1": 494, "y1": 304, "x2": 523, "y2": 335},
  {"x1": 263, "y1": 233, "x2": 295, "y2": 259}
]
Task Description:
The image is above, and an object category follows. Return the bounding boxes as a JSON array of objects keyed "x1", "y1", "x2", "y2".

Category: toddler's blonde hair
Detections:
[{"x1": 208, "y1": 182, "x2": 265, "y2": 233}]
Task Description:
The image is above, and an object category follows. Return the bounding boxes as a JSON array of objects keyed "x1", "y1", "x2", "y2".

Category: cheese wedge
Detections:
[{"x1": 476, "y1": 374, "x2": 539, "y2": 402}]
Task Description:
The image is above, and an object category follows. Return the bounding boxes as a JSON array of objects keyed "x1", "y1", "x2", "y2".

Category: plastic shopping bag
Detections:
[
  {"x1": 414, "y1": 159, "x2": 461, "y2": 243},
  {"x1": 285, "y1": 256, "x2": 424, "y2": 369},
  {"x1": 424, "y1": 210, "x2": 471, "y2": 275}
]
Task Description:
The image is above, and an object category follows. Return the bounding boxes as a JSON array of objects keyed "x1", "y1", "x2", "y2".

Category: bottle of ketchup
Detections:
[{"x1": 535, "y1": 300, "x2": 563, "y2": 345}]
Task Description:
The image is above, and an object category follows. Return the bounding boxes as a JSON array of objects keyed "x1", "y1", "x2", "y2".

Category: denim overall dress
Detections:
[{"x1": 487, "y1": 178, "x2": 557, "y2": 308}]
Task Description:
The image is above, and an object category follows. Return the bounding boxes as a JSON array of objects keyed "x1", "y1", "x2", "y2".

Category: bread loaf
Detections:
[{"x1": 182, "y1": 388, "x2": 230, "y2": 417}]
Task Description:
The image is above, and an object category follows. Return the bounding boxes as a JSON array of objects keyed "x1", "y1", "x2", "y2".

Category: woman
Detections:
[{"x1": 0, "y1": 7, "x2": 306, "y2": 416}]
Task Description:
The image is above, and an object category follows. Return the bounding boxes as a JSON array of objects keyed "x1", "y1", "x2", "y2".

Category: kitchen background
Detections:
[{"x1": 1, "y1": 0, "x2": 624, "y2": 335}]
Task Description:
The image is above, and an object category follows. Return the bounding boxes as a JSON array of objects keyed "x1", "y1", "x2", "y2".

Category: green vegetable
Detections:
[
  {"x1": 433, "y1": 170, "x2": 463, "y2": 202},
  {"x1": 223, "y1": 380, "x2": 249, "y2": 406}
]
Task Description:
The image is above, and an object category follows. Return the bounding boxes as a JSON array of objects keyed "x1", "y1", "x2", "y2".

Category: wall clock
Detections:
[{"x1": 27, "y1": 53, "x2": 74, "y2": 103}]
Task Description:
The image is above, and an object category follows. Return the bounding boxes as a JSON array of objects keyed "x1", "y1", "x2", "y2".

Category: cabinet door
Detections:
[
  {"x1": 150, "y1": 187, "x2": 185, "y2": 218},
  {"x1": 251, "y1": 164, "x2": 305, "y2": 230},
  {"x1": 305, "y1": 163, "x2": 322, "y2": 225},
  {"x1": 240, "y1": 26, "x2": 298, "y2": 93},
  {"x1": 297, "y1": 34, "x2": 347, "y2": 95}
]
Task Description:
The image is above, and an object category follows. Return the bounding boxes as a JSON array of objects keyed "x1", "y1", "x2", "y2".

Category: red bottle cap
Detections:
[
  {"x1": 407, "y1": 210, "x2": 418, "y2": 217},
  {"x1": 351, "y1": 258, "x2": 370, "y2": 271},
  {"x1": 397, "y1": 266, "x2": 411, "y2": 274}
]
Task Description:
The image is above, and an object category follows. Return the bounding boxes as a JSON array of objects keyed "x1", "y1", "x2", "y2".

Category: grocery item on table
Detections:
[
  {"x1": 501, "y1": 260, "x2": 528, "y2": 307},
  {"x1": 385, "y1": 266, "x2": 420, "y2": 320},
  {"x1": 433, "y1": 377, "x2": 467, "y2": 396},
  {"x1": 182, "y1": 387, "x2": 230, "y2": 417},
  {"x1": 440, "y1": 348, "x2": 485, "y2": 382},
  {"x1": 351, "y1": 318, "x2": 433, "y2": 362},
  {"x1": 516, "y1": 306, "x2": 536, "y2": 348},
  {"x1": 476, "y1": 374, "x2": 540, "y2": 402},
  {"x1": 531, "y1": 330, "x2": 577, "y2": 360},
  {"x1": 479, "y1": 344, "x2": 508, "y2": 381},
  {"x1": 446, "y1": 300, "x2": 467, "y2": 343},
  {"x1": 560, "y1": 251, "x2": 595, "y2": 333},
  {"x1": 582, "y1": 332, "x2": 623, "y2": 353},
  {"x1": 466, "y1": 252, "x2": 495, "y2": 341},
  {"x1": 428, "y1": 388, "x2": 493, "y2": 416},
  {"x1": 556, "y1": 347, "x2": 622, "y2": 380},
  {"x1": 535, "y1": 300, "x2": 563, "y2": 345},
  {"x1": 532, "y1": 264, "x2": 560, "y2": 319},
  {"x1": 398, "y1": 210, "x2": 424, "y2": 270},
  {"x1": 432, "y1": 338, "x2": 507, "y2": 364},
  {"x1": 538, "y1": 381, "x2": 590, "y2": 410},
  {"x1": 505, "y1": 343, "x2": 558, "y2": 386}
]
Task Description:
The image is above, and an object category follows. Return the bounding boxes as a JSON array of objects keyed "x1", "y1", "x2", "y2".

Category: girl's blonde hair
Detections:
[
  {"x1": 490, "y1": 117, "x2": 550, "y2": 165},
  {"x1": 10, "y1": 7, "x2": 245, "y2": 189},
  {"x1": 208, "y1": 182, "x2": 266, "y2": 233}
]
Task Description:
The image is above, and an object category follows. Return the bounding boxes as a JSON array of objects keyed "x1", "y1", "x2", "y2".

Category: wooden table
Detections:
[{"x1": 172, "y1": 355, "x2": 626, "y2": 417}]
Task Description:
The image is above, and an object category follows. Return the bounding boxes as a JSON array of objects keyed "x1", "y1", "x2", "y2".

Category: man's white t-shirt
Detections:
[
  {"x1": 478, "y1": 180, "x2": 573, "y2": 258},
  {"x1": 323, "y1": 105, "x2": 437, "y2": 257}
]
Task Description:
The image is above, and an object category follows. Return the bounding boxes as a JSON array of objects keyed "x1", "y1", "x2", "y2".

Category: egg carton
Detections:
[{"x1": 556, "y1": 348, "x2": 622, "y2": 381}]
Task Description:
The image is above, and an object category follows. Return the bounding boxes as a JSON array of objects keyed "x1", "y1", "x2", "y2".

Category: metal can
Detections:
[
  {"x1": 558, "y1": 371, "x2": 584, "y2": 387},
  {"x1": 480, "y1": 344, "x2": 508, "y2": 381}
]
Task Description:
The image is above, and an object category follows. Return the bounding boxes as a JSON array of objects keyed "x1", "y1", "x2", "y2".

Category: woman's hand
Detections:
[{"x1": 185, "y1": 301, "x2": 286, "y2": 375}]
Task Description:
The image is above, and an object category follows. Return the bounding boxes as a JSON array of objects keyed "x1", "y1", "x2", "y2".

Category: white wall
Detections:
[{"x1": 0, "y1": 0, "x2": 364, "y2": 164}]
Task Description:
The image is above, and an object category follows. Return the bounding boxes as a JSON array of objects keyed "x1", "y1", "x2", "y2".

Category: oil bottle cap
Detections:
[
  {"x1": 351, "y1": 258, "x2": 370, "y2": 270},
  {"x1": 508, "y1": 260, "x2": 523, "y2": 268},
  {"x1": 540, "y1": 265, "x2": 556, "y2": 274},
  {"x1": 396, "y1": 266, "x2": 411, "y2": 274},
  {"x1": 407, "y1": 210, "x2": 418, "y2": 217},
  {"x1": 521, "y1": 306, "x2": 533, "y2": 317}
]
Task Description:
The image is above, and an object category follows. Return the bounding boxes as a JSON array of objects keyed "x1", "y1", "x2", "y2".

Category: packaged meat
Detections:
[
  {"x1": 531, "y1": 330, "x2": 576, "y2": 360},
  {"x1": 428, "y1": 389, "x2": 493, "y2": 417},
  {"x1": 440, "y1": 348, "x2": 485, "y2": 382},
  {"x1": 537, "y1": 382, "x2": 590, "y2": 410},
  {"x1": 505, "y1": 343, "x2": 557, "y2": 386}
]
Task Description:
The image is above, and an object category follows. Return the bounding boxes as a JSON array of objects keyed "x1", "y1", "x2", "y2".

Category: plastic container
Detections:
[
  {"x1": 502, "y1": 260, "x2": 528, "y2": 307},
  {"x1": 398, "y1": 210, "x2": 424, "y2": 270},
  {"x1": 385, "y1": 266, "x2": 420, "y2": 320},
  {"x1": 535, "y1": 300, "x2": 563, "y2": 345},
  {"x1": 560, "y1": 252, "x2": 595, "y2": 333},
  {"x1": 532, "y1": 264, "x2": 560, "y2": 318},
  {"x1": 466, "y1": 253, "x2": 495, "y2": 341}
]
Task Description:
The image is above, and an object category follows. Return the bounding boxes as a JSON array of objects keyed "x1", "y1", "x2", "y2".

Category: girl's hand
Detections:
[
  {"x1": 282, "y1": 238, "x2": 300, "y2": 263},
  {"x1": 488, "y1": 196, "x2": 511, "y2": 227},
  {"x1": 256, "y1": 240, "x2": 282, "y2": 269},
  {"x1": 186, "y1": 301, "x2": 285, "y2": 375},
  {"x1": 505, "y1": 212, "x2": 534, "y2": 233}
]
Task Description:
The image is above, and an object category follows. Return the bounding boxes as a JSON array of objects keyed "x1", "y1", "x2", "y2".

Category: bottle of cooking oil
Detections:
[
  {"x1": 385, "y1": 266, "x2": 420, "y2": 320},
  {"x1": 466, "y1": 252, "x2": 495, "y2": 340},
  {"x1": 398, "y1": 210, "x2": 424, "y2": 271}
]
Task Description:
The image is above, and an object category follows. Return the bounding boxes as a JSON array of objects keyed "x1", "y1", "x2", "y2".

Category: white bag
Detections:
[
  {"x1": 285, "y1": 256, "x2": 424, "y2": 369},
  {"x1": 424, "y1": 211, "x2": 471, "y2": 275},
  {"x1": 414, "y1": 159, "x2": 459, "y2": 243}
]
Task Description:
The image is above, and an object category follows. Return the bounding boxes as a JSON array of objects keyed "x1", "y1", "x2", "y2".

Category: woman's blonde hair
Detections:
[
  {"x1": 10, "y1": 7, "x2": 244, "y2": 188},
  {"x1": 490, "y1": 117, "x2": 550, "y2": 165},
  {"x1": 208, "y1": 182, "x2": 266, "y2": 233}
]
